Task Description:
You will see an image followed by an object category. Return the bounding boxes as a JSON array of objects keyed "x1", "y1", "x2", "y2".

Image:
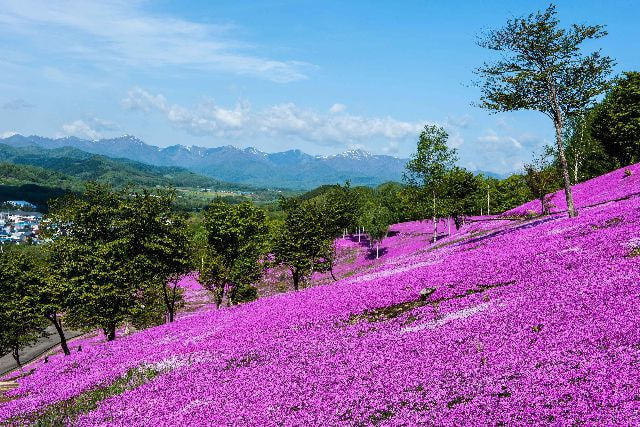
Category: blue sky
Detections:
[{"x1": 1, "y1": 0, "x2": 638, "y2": 174}]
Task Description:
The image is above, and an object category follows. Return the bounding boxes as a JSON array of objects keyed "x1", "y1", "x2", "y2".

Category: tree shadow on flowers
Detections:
[{"x1": 366, "y1": 247, "x2": 388, "y2": 260}]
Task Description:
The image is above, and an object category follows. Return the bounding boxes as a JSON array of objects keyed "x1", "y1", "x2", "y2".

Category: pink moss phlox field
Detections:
[
  {"x1": 3, "y1": 165, "x2": 640, "y2": 425},
  {"x1": 508, "y1": 163, "x2": 640, "y2": 216}
]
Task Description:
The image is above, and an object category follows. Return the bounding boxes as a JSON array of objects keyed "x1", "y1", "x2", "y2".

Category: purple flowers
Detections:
[{"x1": 3, "y1": 164, "x2": 640, "y2": 425}]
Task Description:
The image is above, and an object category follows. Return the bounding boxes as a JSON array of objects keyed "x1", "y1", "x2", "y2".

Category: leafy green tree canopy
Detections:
[
  {"x1": 199, "y1": 200, "x2": 269, "y2": 307},
  {"x1": 475, "y1": 3, "x2": 614, "y2": 217},
  {"x1": 47, "y1": 184, "x2": 186, "y2": 340},
  {"x1": 272, "y1": 198, "x2": 333, "y2": 291},
  {"x1": 404, "y1": 125, "x2": 458, "y2": 242},
  {"x1": 0, "y1": 246, "x2": 48, "y2": 367},
  {"x1": 590, "y1": 71, "x2": 640, "y2": 166}
]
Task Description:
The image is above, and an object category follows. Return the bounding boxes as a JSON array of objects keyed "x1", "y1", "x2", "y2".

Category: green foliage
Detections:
[
  {"x1": 0, "y1": 246, "x2": 48, "y2": 366},
  {"x1": 0, "y1": 162, "x2": 82, "y2": 190},
  {"x1": 475, "y1": 3, "x2": 614, "y2": 218},
  {"x1": 320, "y1": 182, "x2": 360, "y2": 236},
  {"x1": 199, "y1": 200, "x2": 269, "y2": 307},
  {"x1": 374, "y1": 182, "x2": 407, "y2": 224},
  {"x1": 21, "y1": 366, "x2": 159, "y2": 425},
  {"x1": 564, "y1": 113, "x2": 617, "y2": 183},
  {"x1": 524, "y1": 155, "x2": 561, "y2": 215},
  {"x1": 490, "y1": 174, "x2": 533, "y2": 213},
  {"x1": 361, "y1": 202, "x2": 392, "y2": 258},
  {"x1": 272, "y1": 198, "x2": 334, "y2": 291},
  {"x1": 230, "y1": 284, "x2": 259, "y2": 305},
  {"x1": 440, "y1": 167, "x2": 481, "y2": 227},
  {"x1": 475, "y1": 4, "x2": 613, "y2": 120},
  {"x1": 404, "y1": 125, "x2": 458, "y2": 241},
  {"x1": 404, "y1": 125, "x2": 458, "y2": 192},
  {"x1": 0, "y1": 183, "x2": 71, "y2": 213},
  {"x1": 46, "y1": 184, "x2": 189, "y2": 340},
  {"x1": 590, "y1": 71, "x2": 640, "y2": 166}
]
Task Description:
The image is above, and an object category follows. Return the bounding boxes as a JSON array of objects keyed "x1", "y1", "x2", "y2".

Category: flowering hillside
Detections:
[
  {"x1": 507, "y1": 163, "x2": 640, "y2": 215},
  {"x1": 3, "y1": 165, "x2": 640, "y2": 425}
]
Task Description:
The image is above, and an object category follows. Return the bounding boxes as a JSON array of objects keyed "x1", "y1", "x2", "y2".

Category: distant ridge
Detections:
[{"x1": 0, "y1": 134, "x2": 412, "y2": 189}]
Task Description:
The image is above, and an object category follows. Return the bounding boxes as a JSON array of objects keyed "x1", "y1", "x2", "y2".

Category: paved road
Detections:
[{"x1": 0, "y1": 326, "x2": 85, "y2": 376}]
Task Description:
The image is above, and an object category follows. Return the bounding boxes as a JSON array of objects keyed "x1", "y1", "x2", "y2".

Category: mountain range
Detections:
[
  {"x1": 0, "y1": 143, "x2": 254, "y2": 191},
  {"x1": 0, "y1": 134, "x2": 412, "y2": 189}
]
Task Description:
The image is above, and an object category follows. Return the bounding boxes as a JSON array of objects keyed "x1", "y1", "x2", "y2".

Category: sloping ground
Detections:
[
  {"x1": 2, "y1": 166, "x2": 640, "y2": 425},
  {"x1": 507, "y1": 163, "x2": 640, "y2": 215}
]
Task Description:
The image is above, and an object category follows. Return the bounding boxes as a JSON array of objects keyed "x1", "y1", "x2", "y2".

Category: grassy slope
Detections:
[{"x1": 3, "y1": 165, "x2": 640, "y2": 424}]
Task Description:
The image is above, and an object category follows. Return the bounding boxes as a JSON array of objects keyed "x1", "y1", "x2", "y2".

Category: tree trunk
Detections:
[
  {"x1": 292, "y1": 270, "x2": 300, "y2": 291},
  {"x1": 162, "y1": 281, "x2": 172, "y2": 323},
  {"x1": 105, "y1": 323, "x2": 116, "y2": 341},
  {"x1": 169, "y1": 280, "x2": 178, "y2": 322},
  {"x1": 215, "y1": 288, "x2": 223, "y2": 309},
  {"x1": 453, "y1": 215, "x2": 462, "y2": 230},
  {"x1": 46, "y1": 313, "x2": 70, "y2": 356},
  {"x1": 574, "y1": 115, "x2": 585, "y2": 184},
  {"x1": 12, "y1": 345, "x2": 21, "y2": 369},
  {"x1": 376, "y1": 243, "x2": 379, "y2": 259},
  {"x1": 432, "y1": 191, "x2": 437, "y2": 243},
  {"x1": 448, "y1": 217, "x2": 451, "y2": 236},
  {"x1": 554, "y1": 119, "x2": 577, "y2": 217}
]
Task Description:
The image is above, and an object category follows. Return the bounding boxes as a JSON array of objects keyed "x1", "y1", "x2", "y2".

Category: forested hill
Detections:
[{"x1": 0, "y1": 143, "x2": 257, "y2": 191}]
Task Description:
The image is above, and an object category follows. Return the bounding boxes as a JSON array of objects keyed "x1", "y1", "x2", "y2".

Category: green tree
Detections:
[
  {"x1": 564, "y1": 112, "x2": 616, "y2": 183},
  {"x1": 475, "y1": 3, "x2": 614, "y2": 218},
  {"x1": 375, "y1": 182, "x2": 407, "y2": 224},
  {"x1": 323, "y1": 182, "x2": 359, "y2": 238},
  {"x1": 492, "y1": 174, "x2": 533, "y2": 213},
  {"x1": 0, "y1": 247, "x2": 48, "y2": 368},
  {"x1": 47, "y1": 184, "x2": 185, "y2": 341},
  {"x1": 199, "y1": 200, "x2": 269, "y2": 308},
  {"x1": 404, "y1": 125, "x2": 458, "y2": 242},
  {"x1": 272, "y1": 198, "x2": 333, "y2": 291},
  {"x1": 28, "y1": 247, "x2": 73, "y2": 356},
  {"x1": 590, "y1": 71, "x2": 640, "y2": 166},
  {"x1": 523, "y1": 155, "x2": 560, "y2": 215},
  {"x1": 132, "y1": 190, "x2": 192, "y2": 323},
  {"x1": 362, "y1": 202, "x2": 392, "y2": 259},
  {"x1": 441, "y1": 167, "x2": 481, "y2": 229}
]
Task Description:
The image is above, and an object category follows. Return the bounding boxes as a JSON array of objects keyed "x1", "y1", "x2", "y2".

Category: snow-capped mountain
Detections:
[{"x1": 0, "y1": 134, "x2": 408, "y2": 189}]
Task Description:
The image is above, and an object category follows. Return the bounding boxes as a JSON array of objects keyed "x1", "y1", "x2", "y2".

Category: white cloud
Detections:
[
  {"x1": 59, "y1": 117, "x2": 118, "y2": 140},
  {"x1": 0, "y1": 1, "x2": 312, "y2": 83},
  {"x1": 61, "y1": 120, "x2": 101, "y2": 139},
  {"x1": 329, "y1": 103, "x2": 346, "y2": 114},
  {"x1": 473, "y1": 129, "x2": 547, "y2": 174},
  {"x1": 122, "y1": 88, "x2": 167, "y2": 112},
  {"x1": 478, "y1": 129, "x2": 523, "y2": 149},
  {"x1": 123, "y1": 88, "x2": 430, "y2": 147}
]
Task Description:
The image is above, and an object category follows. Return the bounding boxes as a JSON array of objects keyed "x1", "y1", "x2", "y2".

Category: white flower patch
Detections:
[{"x1": 401, "y1": 302, "x2": 490, "y2": 334}]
